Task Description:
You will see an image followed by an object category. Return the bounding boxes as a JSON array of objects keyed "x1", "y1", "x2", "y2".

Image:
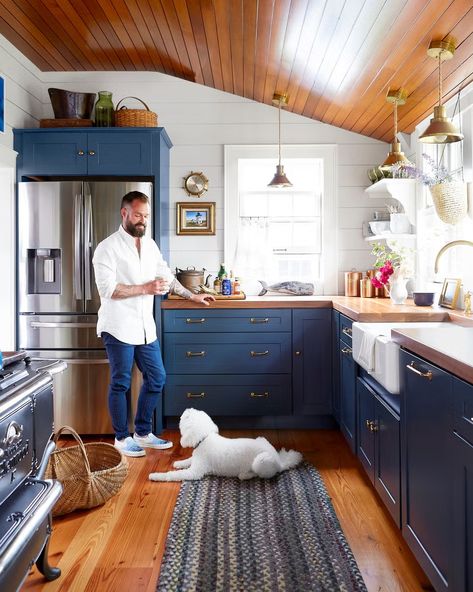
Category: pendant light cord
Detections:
[
  {"x1": 393, "y1": 100, "x2": 398, "y2": 142},
  {"x1": 438, "y1": 53, "x2": 442, "y2": 107},
  {"x1": 278, "y1": 99, "x2": 282, "y2": 166}
]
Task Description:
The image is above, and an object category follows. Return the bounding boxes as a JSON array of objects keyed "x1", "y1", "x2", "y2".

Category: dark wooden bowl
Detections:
[{"x1": 48, "y1": 88, "x2": 96, "y2": 119}]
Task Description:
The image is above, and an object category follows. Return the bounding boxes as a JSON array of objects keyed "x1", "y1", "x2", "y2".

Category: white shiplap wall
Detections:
[
  {"x1": 39, "y1": 71, "x2": 389, "y2": 291},
  {"x1": 0, "y1": 35, "x2": 43, "y2": 350}
]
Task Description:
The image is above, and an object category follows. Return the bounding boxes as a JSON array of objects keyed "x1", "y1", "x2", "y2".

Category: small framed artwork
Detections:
[
  {"x1": 439, "y1": 278, "x2": 461, "y2": 309},
  {"x1": 176, "y1": 202, "x2": 215, "y2": 235},
  {"x1": 0, "y1": 74, "x2": 4, "y2": 134}
]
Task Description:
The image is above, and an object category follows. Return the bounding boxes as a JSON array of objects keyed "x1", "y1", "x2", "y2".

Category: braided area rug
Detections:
[{"x1": 156, "y1": 463, "x2": 367, "y2": 592}]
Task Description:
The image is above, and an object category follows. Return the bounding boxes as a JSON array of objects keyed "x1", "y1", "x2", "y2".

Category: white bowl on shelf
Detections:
[{"x1": 369, "y1": 220, "x2": 391, "y2": 235}]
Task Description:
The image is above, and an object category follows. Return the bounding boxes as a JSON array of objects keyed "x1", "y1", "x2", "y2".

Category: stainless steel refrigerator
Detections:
[{"x1": 18, "y1": 180, "x2": 153, "y2": 434}]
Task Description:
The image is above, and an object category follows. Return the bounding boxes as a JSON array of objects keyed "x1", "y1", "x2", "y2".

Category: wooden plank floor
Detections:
[{"x1": 23, "y1": 429, "x2": 432, "y2": 592}]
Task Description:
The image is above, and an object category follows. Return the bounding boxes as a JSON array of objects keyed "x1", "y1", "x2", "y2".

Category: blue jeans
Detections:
[{"x1": 102, "y1": 332, "x2": 166, "y2": 440}]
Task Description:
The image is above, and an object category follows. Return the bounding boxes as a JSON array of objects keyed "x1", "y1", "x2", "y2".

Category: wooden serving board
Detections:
[
  {"x1": 40, "y1": 118, "x2": 94, "y2": 127},
  {"x1": 167, "y1": 292, "x2": 246, "y2": 300}
]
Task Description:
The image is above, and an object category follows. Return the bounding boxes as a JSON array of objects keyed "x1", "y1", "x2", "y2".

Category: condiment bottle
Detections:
[
  {"x1": 218, "y1": 263, "x2": 227, "y2": 280},
  {"x1": 233, "y1": 277, "x2": 241, "y2": 295},
  {"x1": 213, "y1": 277, "x2": 222, "y2": 295},
  {"x1": 222, "y1": 275, "x2": 232, "y2": 296}
]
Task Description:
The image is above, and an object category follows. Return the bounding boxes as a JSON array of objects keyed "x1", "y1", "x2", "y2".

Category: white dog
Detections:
[{"x1": 149, "y1": 408, "x2": 302, "y2": 482}]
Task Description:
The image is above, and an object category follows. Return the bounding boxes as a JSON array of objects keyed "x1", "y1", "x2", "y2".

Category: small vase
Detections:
[
  {"x1": 94, "y1": 91, "x2": 114, "y2": 127},
  {"x1": 389, "y1": 213, "x2": 410, "y2": 234},
  {"x1": 388, "y1": 277, "x2": 408, "y2": 305}
]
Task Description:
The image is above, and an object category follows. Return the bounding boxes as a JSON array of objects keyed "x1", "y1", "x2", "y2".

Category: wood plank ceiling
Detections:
[{"x1": 1, "y1": 0, "x2": 472, "y2": 142}]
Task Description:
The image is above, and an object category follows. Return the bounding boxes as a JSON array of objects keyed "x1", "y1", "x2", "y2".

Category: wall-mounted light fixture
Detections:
[
  {"x1": 419, "y1": 38, "x2": 463, "y2": 144},
  {"x1": 268, "y1": 92, "x2": 292, "y2": 188},
  {"x1": 380, "y1": 88, "x2": 411, "y2": 171}
]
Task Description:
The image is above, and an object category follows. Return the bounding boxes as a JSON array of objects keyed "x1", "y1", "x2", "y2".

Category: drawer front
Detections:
[
  {"x1": 163, "y1": 333, "x2": 291, "y2": 374},
  {"x1": 164, "y1": 374, "x2": 291, "y2": 416},
  {"x1": 163, "y1": 309, "x2": 291, "y2": 333},
  {"x1": 453, "y1": 376, "x2": 473, "y2": 445},
  {"x1": 339, "y1": 314, "x2": 353, "y2": 345}
]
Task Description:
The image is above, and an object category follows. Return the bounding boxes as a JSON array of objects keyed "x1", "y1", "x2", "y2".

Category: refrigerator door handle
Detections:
[
  {"x1": 47, "y1": 358, "x2": 109, "y2": 365},
  {"x1": 30, "y1": 321, "x2": 96, "y2": 329},
  {"x1": 83, "y1": 188, "x2": 92, "y2": 301},
  {"x1": 74, "y1": 192, "x2": 83, "y2": 300}
]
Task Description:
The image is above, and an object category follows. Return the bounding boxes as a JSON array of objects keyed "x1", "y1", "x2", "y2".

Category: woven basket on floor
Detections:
[
  {"x1": 430, "y1": 181, "x2": 468, "y2": 225},
  {"x1": 45, "y1": 426, "x2": 128, "y2": 517},
  {"x1": 115, "y1": 96, "x2": 158, "y2": 127}
]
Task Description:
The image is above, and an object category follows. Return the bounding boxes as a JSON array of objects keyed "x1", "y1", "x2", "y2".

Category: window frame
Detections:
[{"x1": 224, "y1": 144, "x2": 338, "y2": 294}]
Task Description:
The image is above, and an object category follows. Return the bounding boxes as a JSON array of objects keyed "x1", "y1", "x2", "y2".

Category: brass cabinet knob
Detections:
[
  {"x1": 77, "y1": 150, "x2": 85, "y2": 156},
  {"x1": 88, "y1": 150, "x2": 96, "y2": 156},
  {"x1": 295, "y1": 351, "x2": 302, "y2": 356}
]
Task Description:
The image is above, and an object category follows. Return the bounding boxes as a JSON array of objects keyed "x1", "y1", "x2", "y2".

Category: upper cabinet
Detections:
[{"x1": 13, "y1": 128, "x2": 172, "y2": 178}]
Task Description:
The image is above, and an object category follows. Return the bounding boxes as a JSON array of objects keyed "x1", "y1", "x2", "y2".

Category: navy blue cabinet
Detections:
[
  {"x1": 292, "y1": 309, "x2": 331, "y2": 415},
  {"x1": 331, "y1": 311, "x2": 340, "y2": 423},
  {"x1": 452, "y1": 377, "x2": 473, "y2": 592},
  {"x1": 14, "y1": 128, "x2": 170, "y2": 178},
  {"x1": 357, "y1": 374, "x2": 400, "y2": 526},
  {"x1": 338, "y1": 314, "x2": 357, "y2": 452},
  {"x1": 400, "y1": 349, "x2": 452, "y2": 592}
]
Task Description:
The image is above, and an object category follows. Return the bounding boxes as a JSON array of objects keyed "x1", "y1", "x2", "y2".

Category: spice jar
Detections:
[{"x1": 344, "y1": 271, "x2": 362, "y2": 297}]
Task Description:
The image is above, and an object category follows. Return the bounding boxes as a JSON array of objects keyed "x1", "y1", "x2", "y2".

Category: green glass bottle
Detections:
[
  {"x1": 94, "y1": 91, "x2": 114, "y2": 127},
  {"x1": 217, "y1": 263, "x2": 227, "y2": 280}
]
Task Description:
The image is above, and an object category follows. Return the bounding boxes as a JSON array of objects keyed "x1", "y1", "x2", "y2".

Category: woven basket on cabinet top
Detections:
[
  {"x1": 115, "y1": 96, "x2": 158, "y2": 127},
  {"x1": 45, "y1": 425, "x2": 128, "y2": 517}
]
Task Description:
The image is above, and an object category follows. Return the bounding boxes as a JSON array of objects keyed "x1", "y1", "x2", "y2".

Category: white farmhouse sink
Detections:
[{"x1": 352, "y1": 322, "x2": 448, "y2": 394}]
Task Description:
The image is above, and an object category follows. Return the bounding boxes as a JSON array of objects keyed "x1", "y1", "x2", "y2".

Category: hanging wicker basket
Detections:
[
  {"x1": 45, "y1": 426, "x2": 128, "y2": 517},
  {"x1": 430, "y1": 181, "x2": 468, "y2": 225},
  {"x1": 115, "y1": 96, "x2": 158, "y2": 127}
]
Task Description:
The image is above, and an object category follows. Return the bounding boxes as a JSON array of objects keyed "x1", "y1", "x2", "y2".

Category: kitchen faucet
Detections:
[{"x1": 434, "y1": 240, "x2": 473, "y2": 273}]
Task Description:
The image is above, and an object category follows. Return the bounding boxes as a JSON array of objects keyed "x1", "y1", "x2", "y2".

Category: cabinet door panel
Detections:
[
  {"x1": 21, "y1": 132, "x2": 88, "y2": 176},
  {"x1": 375, "y1": 397, "x2": 400, "y2": 527},
  {"x1": 357, "y1": 378, "x2": 375, "y2": 479},
  {"x1": 87, "y1": 131, "x2": 152, "y2": 175},
  {"x1": 332, "y1": 311, "x2": 340, "y2": 422},
  {"x1": 292, "y1": 309, "x2": 331, "y2": 415},
  {"x1": 401, "y1": 349, "x2": 452, "y2": 592},
  {"x1": 340, "y1": 342, "x2": 356, "y2": 452},
  {"x1": 163, "y1": 309, "x2": 291, "y2": 333}
]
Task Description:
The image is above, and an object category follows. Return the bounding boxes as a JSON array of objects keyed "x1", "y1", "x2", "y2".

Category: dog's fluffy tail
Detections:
[{"x1": 278, "y1": 448, "x2": 303, "y2": 471}]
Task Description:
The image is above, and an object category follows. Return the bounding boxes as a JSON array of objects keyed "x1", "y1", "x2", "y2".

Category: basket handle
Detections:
[
  {"x1": 116, "y1": 96, "x2": 151, "y2": 111},
  {"x1": 52, "y1": 425, "x2": 91, "y2": 474}
]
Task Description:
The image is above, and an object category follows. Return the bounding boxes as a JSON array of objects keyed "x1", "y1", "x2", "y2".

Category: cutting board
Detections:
[
  {"x1": 167, "y1": 292, "x2": 246, "y2": 300},
  {"x1": 40, "y1": 118, "x2": 94, "y2": 127}
]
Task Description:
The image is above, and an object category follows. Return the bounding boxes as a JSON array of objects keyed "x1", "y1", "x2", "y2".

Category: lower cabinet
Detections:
[
  {"x1": 331, "y1": 311, "x2": 340, "y2": 423},
  {"x1": 357, "y1": 375, "x2": 400, "y2": 527},
  {"x1": 400, "y1": 349, "x2": 452, "y2": 592},
  {"x1": 338, "y1": 314, "x2": 357, "y2": 453}
]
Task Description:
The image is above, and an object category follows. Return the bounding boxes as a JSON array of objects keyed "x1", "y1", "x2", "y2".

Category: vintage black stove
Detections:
[{"x1": 0, "y1": 351, "x2": 66, "y2": 591}]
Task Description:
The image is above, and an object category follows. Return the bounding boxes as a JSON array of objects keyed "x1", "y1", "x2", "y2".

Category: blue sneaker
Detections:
[
  {"x1": 114, "y1": 436, "x2": 145, "y2": 457},
  {"x1": 133, "y1": 433, "x2": 173, "y2": 450}
]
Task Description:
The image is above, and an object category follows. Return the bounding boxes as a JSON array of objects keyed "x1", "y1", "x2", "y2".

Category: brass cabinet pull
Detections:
[
  {"x1": 250, "y1": 392, "x2": 269, "y2": 398},
  {"x1": 406, "y1": 362, "x2": 433, "y2": 381},
  {"x1": 342, "y1": 327, "x2": 353, "y2": 337},
  {"x1": 250, "y1": 318, "x2": 269, "y2": 324},
  {"x1": 186, "y1": 351, "x2": 205, "y2": 357},
  {"x1": 77, "y1": 150, "x2": 85, "y2": 156},
  {"x1": 366, "y1": 420, "x2": 378, "y2": 432},
  {"x1": 186, "y1": 392, "x2": 205, "y2": 398},
  {"x1": 341, "y1": 347, "x2": 352, "y2": 355},
  {"x1": 250, "y1": 350, "x2": 269, "y2": 357},
  {"x1": 88, "y1": 150, "x2": 96, "y2": 156},
  {"x1": 186, "y1": 318, "x2": 206, "y2": 324},
  {"x1": 295, "y1": 351, "x2": 302, "y2": 356}
]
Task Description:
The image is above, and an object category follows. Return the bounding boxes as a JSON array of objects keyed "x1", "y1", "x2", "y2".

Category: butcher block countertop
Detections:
[{"x1": 163, "y1": 294, "x2": 473, "y2": 323}]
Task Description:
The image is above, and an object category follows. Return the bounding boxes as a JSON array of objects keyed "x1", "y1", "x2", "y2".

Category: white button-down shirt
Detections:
[{"x1": 93, "y1": 225, "x2": 175, "y2": 345}]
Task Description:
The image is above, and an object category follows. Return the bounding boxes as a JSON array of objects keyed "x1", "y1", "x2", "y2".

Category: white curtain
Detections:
[{"x1": 233, "y1": 217, "x2": 276, "y2": 293}]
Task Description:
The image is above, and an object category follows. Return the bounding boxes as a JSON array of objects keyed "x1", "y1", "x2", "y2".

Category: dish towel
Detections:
[{"x1": 357, "y1": 332, "x2": 378, "y2": 372}]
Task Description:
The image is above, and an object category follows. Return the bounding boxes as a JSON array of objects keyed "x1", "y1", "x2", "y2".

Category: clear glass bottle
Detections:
[{"x1": 94, "y1": 91, "x2": 114, "y2": 127}]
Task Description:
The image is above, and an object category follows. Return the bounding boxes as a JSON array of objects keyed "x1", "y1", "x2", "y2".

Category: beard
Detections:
[{"x1": 124, "y1": 219, "x2": 146, "y2": 237}]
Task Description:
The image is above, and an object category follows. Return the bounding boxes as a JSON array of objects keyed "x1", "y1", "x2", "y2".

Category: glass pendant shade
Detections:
[
  {"x1": 419, "y1": 39, "x2": 463, "y2": 144},
  {"x1": 268, "y1": 92, "x2": 292, "y2": 188}
]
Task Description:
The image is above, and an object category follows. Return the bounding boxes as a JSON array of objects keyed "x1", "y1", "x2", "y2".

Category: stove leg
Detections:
[{"x1": 36, "y1": 524, "x2": 61, "y2": 581}]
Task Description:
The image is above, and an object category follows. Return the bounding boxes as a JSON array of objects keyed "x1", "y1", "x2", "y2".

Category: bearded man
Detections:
[{"x1": 93, "y1": 191, "x2": 214, "y2": 457}]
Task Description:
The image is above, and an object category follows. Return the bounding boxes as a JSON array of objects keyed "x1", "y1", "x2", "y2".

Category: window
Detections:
[{"x1": 225, "y1": 145, "x2": 337, "y2": 294}]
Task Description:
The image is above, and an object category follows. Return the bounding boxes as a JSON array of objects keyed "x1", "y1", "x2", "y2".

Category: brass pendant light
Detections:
[
  {"x1": 380, "y1": 88, "x2": 411, "y2": 171},
  {"x1": 419, "y1": 39, "x2": 463, "y2": 144},
  {"x1": 268, "y1": 92, "x2": 292, "y2": 188}
]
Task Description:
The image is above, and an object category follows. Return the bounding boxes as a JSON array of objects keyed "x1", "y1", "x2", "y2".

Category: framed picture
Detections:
[
  {"x1": 176, "y1": 202, "x2": 215, "y2": 235},
  {"x1": 0, "y1": 74, "x2": 4, "y2": 134},
  {"x1": 438, "y1": 278, "x2": 461, "y2": 309}
]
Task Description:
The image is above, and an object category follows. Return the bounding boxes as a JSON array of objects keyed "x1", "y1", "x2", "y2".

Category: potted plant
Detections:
[
  {"x1": 392, "y1": 154, "x2": 467, "y2": 224},
  {"x1": 370, "y1": 241, "x2": 414, "y2": 305}
]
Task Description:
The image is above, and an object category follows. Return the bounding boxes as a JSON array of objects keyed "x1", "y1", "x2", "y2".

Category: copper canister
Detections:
[
  {"x1": 344, "y1": 271, "x2": 362, "y2": 296},
  {"x1": 360, "y1": 278, "x2": 374, "y2": 298}
]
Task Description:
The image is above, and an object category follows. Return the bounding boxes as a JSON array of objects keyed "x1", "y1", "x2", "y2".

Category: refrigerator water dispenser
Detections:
[{"x1": 27, "y1": 248, "x2": 61, "y2": 294}]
